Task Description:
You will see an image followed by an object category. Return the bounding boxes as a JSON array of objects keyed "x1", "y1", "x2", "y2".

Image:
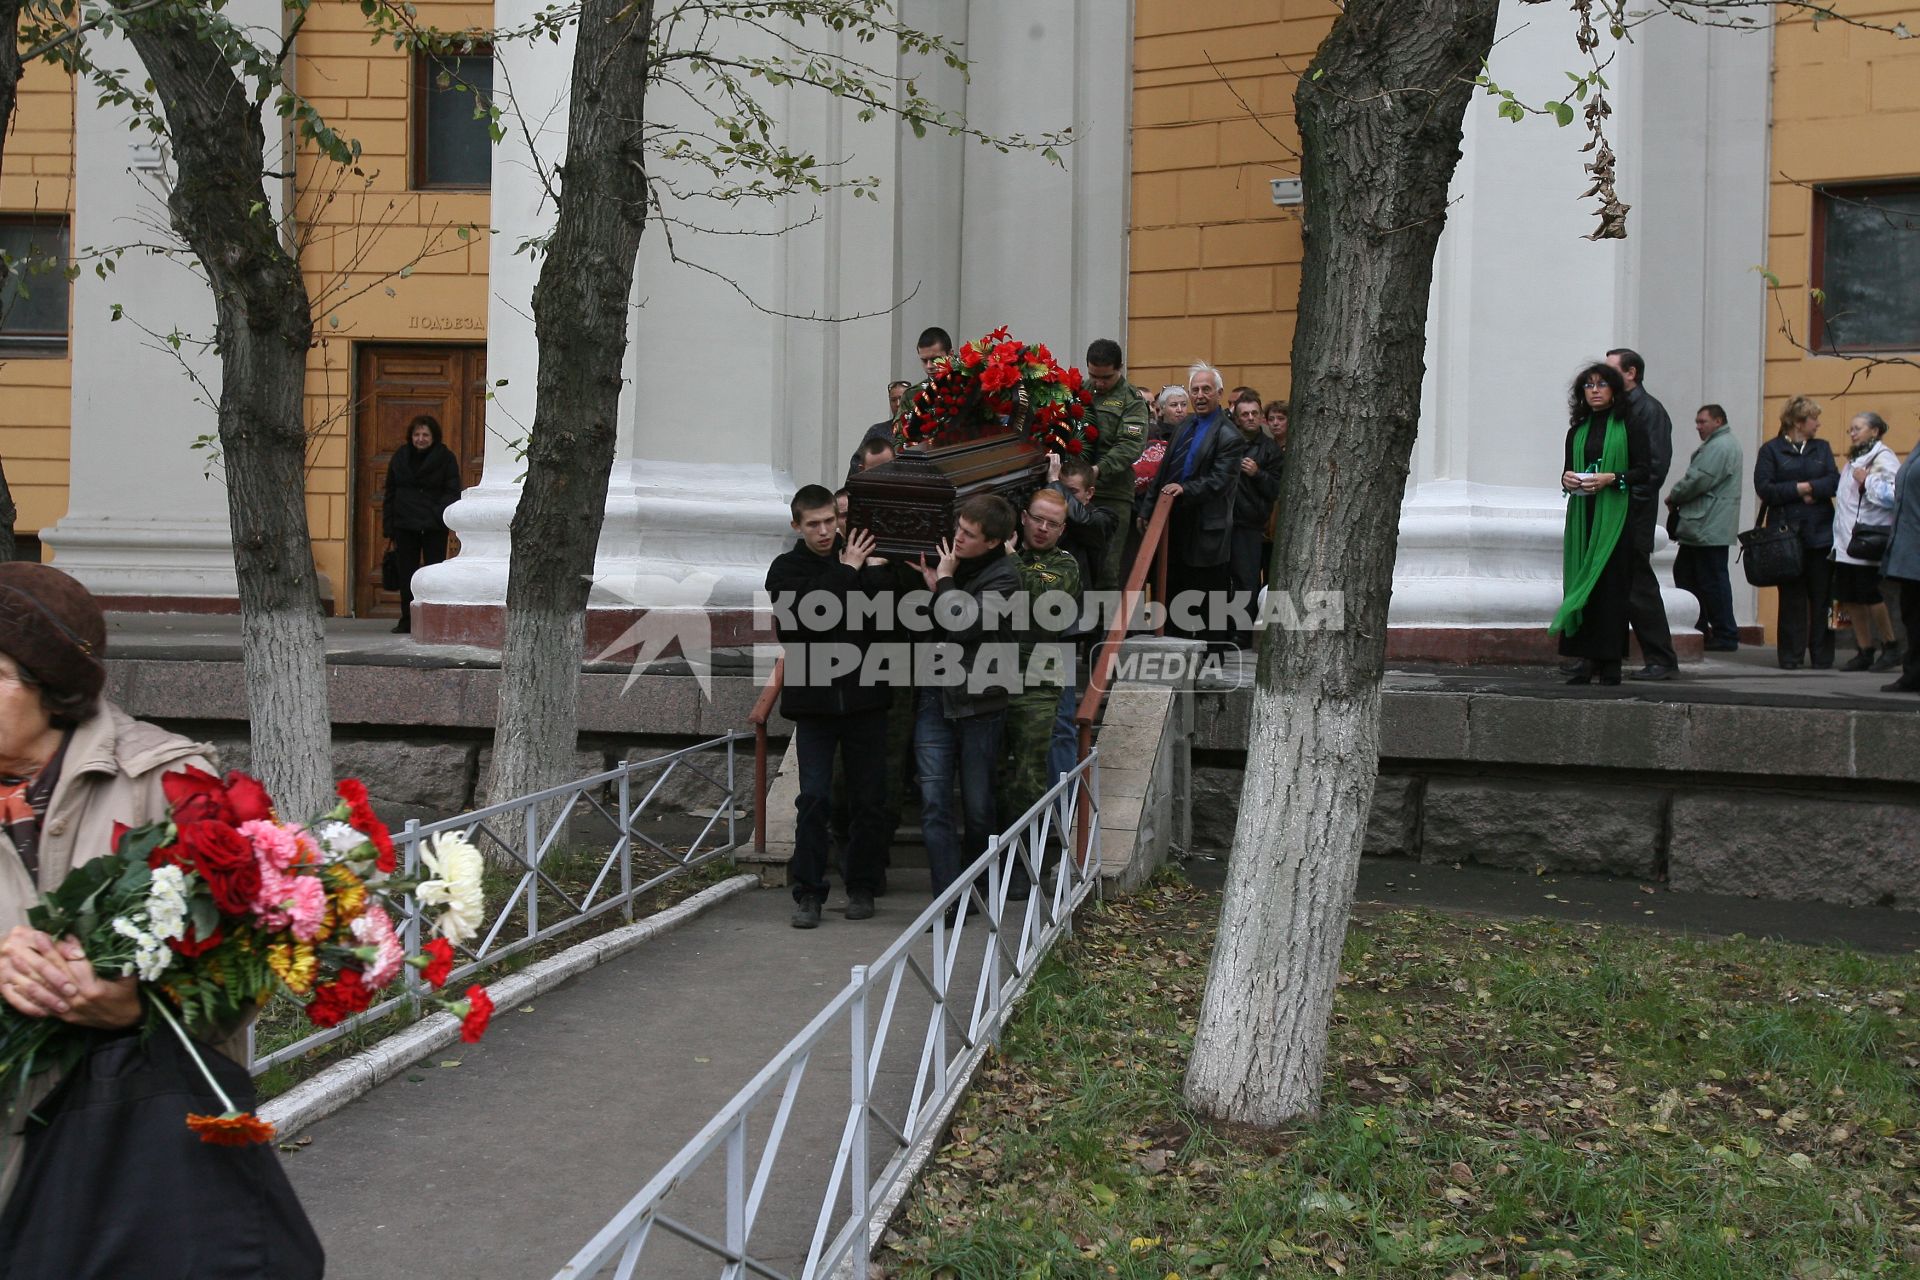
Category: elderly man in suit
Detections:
[{"x1": 1139, "y1": 361, "x2": 1246, "y2": 648}]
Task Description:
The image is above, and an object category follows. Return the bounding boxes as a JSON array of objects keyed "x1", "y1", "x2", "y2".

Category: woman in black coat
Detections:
[
  {"x1": 383, "y1": 414, "x2": 463, "y2": 634},
  {"x1": 1752, "y1": 395, "x2": 1839, "y2": 668},
  {"x1": 1550, "y1": 362, "x2": 1652, "y2": 685}
]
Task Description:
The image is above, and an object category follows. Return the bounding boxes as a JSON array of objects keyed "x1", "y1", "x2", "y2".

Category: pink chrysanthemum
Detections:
[{"x1": 349, "y1": 904, "x2": 406, "y2": 988}]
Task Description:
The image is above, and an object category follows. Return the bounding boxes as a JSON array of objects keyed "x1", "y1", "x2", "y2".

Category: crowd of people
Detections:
[
  {"x1": 769, "y1": 334, "x2": 1290, "y2": 927},
  {"x1": 1553, "y1": 348, "x2": 1920, "y2": 692}
]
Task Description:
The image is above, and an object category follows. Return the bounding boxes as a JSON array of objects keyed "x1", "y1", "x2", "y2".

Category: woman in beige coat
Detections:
[{"x1": 0, "y1": 566, "x2": 321, "y2": 1277}]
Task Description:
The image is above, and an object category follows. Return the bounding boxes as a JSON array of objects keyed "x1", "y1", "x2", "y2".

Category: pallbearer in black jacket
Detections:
[{"x1": 764, "y1": 485, "x2": 895, "y2": 928}]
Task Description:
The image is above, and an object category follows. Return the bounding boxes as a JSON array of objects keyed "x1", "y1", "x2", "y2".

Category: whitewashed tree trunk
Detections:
[
  {"x1": 120, "y1": 3, "x2": 332, "y2": 817},
  {"x1": 487, "y1": 0, "x2": 655, "y2": 806},
  {"x1": 1184, "y1": 0, "x2": 1501, "y2": 1126}
]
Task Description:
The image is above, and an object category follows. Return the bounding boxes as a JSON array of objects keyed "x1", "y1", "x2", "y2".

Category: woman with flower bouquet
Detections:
[{"x1": 0, "y1": 565, "x2": 493, "y2": 1276}]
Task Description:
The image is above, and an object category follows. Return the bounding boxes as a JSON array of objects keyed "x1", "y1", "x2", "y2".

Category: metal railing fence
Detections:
[
  {"x1": 247, "y1": 732, "x2": 749, "y2": 1075},
  {"x1": 554, "y1": 747, "x2": 1104, "y2": 1280}
]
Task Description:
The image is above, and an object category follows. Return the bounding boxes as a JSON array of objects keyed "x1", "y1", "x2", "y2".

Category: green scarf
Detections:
[{"x1": 1549, "y1": 413, "x2": 1629, "y2": 636}]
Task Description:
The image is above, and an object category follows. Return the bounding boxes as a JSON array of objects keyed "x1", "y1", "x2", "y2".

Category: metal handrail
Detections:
[
  {"x1": 553, "y1": 749, "x2": 1103, "y2": 1280},
  {"x1": 748, "y1": 654, "x2": 785, "y2": 854},
  {"x1": 1071, "y1": 487, "x2": 1174, "y2": 866},
  {"x1": 247, "y1": 732, "x2": 749, "y2": 1075}
]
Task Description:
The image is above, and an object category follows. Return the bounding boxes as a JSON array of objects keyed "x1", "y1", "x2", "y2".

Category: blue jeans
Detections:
[
  {"x1": 1046, "y1": 683, "x2": 1077, "y2": 790},
  {"x1": 1674, "y1": 543, "x2": 1737, "y2": 647},
  {"x1": 914, "y1": 688, "x2": 1005, "y2": 897}
]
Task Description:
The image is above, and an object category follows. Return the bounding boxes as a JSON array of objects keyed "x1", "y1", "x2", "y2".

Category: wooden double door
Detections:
[{"x1": 353, "y1": 344, "x2": 487, "y2": 617}]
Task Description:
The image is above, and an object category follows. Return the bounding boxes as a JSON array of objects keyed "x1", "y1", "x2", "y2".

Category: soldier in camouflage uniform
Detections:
[
  {"x1": 1084, "y1": 338, "x2": 1152, "y2": 595},
  {"x1": 998, "y1": 488, "x2": 1082, "y2": 895}
]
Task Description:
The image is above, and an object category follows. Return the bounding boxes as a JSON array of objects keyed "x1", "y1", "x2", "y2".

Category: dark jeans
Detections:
[
  {"x1": 1897, "y1": 578, "x2": 1920, "y2": 686},
  {"x1": 792, "y1": 710, "x2": 888, "y2": 904},
  {"x1": 914, "y1": 688, "x2": 1004, "y2": 898},
  {"x1": 1227, "y1": 527, "x2": 1266, "y2": 646},
  {"x1": 1673, "y1": 544, "x2": 1737, "y2": 646},
  {"x1": 1776, "y1": 553, "x2": 1835, "y2": 667},
  {"x1": 1625, "y1": 548, "x2": 1676, "y2": 668},
  {"x1": 391, "y1": 527, "x2": 448, "y2": 627}
]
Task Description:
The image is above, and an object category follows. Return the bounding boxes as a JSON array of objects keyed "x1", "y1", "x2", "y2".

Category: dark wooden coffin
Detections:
[{"x1": 846, "y1": 429, "x2": 1046, "y2": 559}]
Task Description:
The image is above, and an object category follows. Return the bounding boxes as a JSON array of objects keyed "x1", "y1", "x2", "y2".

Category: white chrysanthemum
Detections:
[
  {"x1": 133, "y1": 935, "x2": 172, "y2": 982},
  {"x1": 317, "y1": 820, "x2": 369, "y2": 861},
  {"x1": 145, "y1": 865, "x2": 189, "y2": 941},
  {"x1": 417, "y1": 833, "x2": 485, "y2": 945}
]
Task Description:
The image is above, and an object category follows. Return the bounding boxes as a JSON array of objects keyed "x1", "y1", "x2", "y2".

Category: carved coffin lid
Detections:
[{"x1": 846, "y1": 429, "x2": 1046, "y2": 558}]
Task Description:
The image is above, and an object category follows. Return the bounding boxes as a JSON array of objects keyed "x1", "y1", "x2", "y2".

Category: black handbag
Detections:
[
  {"x1": 0, "y1": 1031, "x2": 324, "y2": 1279},
  {"x1": 1847, "y1": 523, "x2": 1890, "y2": 562},
  {"x1": 381, "y1": 545, "x2": 402, "y2": 591},
  {"x1": 1738, "y1": 508, "x2": 1804, "y2": 587}
]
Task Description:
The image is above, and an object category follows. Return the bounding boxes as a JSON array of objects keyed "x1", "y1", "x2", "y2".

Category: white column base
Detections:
[{"x1": 41, "y1": 513, "x2": 245, "y2": 609}]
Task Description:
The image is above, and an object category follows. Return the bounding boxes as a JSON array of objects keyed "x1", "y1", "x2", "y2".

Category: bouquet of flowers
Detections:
[
  {"x1": 0, "y1": 766, "x2": 492, "y2": 1146},
  {"x1": 895, "y1": 326, "x2": 1098, "y2": 455}
]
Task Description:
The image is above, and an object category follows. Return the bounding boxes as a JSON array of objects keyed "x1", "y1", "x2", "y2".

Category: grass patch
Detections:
[
  {"x1": 251, "y1": 846, "x2": 738, "y2": 1098},
  {"x1": 883, "y1": 875, "x2": 1920, "y2": 1279}
]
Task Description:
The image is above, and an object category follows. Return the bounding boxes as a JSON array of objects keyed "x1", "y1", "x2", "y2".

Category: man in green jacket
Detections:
[
  {"x1": 1085, "y1": 338, "x2": 1151, "y2": 597},
  {"x1": 1665, "y1": 403, "x2": 1744, "y2": 651}
]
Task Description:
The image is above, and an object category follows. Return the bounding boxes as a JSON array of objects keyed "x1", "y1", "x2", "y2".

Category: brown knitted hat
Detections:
[{"x1": 0, "y1": 563, "x2": 107, "y2": 703}]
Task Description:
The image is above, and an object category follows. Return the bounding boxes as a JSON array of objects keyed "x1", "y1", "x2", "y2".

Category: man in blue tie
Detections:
[{"x1": 1139, "y1": 362, "x2": 1247, "y2": 647}]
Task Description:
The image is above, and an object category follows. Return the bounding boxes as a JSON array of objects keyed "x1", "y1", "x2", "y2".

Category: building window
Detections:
[
  {"x1": 0, "y1": 217, "x2": 70, "y2": 354},
  {"x1": 1812, "y1": 181, "x2": 1920, "y2": 353},
  {"x1": 413, "y1": 48, "x2": 494, "y2": 190}
]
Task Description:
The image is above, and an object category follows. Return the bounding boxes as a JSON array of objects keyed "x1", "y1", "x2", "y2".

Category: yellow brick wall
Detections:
[
  {"x1": 295, "y1": 1, "x2": 491, "y2": 609},
  {"x1": 0, "y1": 58, "x2": 76, "y2": 547},
  {"x1": 1763, "y1": 8, "x2": 1920, "y2": 462},
  {"x1": 1126, "y1": 0, "x2": 1337, "y2": 403}
]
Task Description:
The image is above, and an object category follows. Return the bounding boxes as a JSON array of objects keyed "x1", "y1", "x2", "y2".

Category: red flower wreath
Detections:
[{"x1": 893, "y1": 327, "x2": 1098, "y2": 456}]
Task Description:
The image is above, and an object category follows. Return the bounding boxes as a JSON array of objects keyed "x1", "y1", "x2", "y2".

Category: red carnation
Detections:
[
  {"x1": 1069, "y1": 402, "x2": 1086, "y2": 420},
  {"x1": 459, "y1": 986, "x2": 494, "y2": 1043},
  {"x1": 178, "y1": 820, "x2": 261, "y2": 916},
  {"x1": 1066, "y1": 440, "x2": 1084, "y2": 454},
  {"x1": 1085, "y1": 425, "x2": 1100, "y2": 441},
  {"x1": 418, "y1": 938, "x2": 455, "y2": 990},
  {"x1": 169, "y1": 923, "x2": 224, "y2": 958},
  {"x1": 337, "y1": 777, "x2": 397, "y2": 873},
  {"x1": 306, "y1": 970, "x2": 373, "y2": 1029},
  {"x1": 162, "y1": 765, "x2": 235, "y2": 825},
  {"x1": 222, "y1": 771, "x2": 275, "y2": 823}
]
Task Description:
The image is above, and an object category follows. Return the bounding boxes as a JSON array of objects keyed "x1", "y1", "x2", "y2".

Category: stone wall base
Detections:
[{"x1": 1193, "y1": 759, "x2": 1920, "y2": 912}]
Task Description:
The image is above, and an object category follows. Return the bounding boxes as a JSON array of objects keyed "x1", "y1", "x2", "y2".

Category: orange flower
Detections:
[
  {"x1": 266, "y1": 939, "x2": 319, "y2": 995},
  {"x1": 322, "y1": 862, "x2": 369, "y2": 924},
  {"x1": 187, "y1": 1111, "x2": 277, "y2": 1146}
]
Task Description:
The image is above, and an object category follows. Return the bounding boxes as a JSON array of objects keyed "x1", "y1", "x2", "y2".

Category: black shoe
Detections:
[
  {"x1": 1882, "y1": 678, "x2": 1920, "y2": 693},
  {"x1": 1780, "y1": 659, "x2": 1803, "y2": 670},
  {"x1": 1596, "y1": 675, "x2": 1622, "y2": 687},
  {"x1": 1871, "y1": 647, "x2": 1906, "y2": 673},
  {"x1": 790, "y1": 898, "x2": 823, "y2": 929},
  {"x1": 1565, "y1": 674, "x2": 1593, "y2": 686},
  {"x1": 1628, "y1": 664, "x2": 1676, "y2": 682},
  {"x1": 1704, "y1": 640, "x2": 1740, "y2": 652},
  {"x1": 1842, "y1": 648, "x2": 1878, "y2": 672},
  {"x1": 1811, "y1": 659, "x2": 1833, "y2": 670},
  {"x1": 1559, "y1": 659, "x2": 1591, "y2": 676},
  {"x1": 845, "y1": 891, "x2": 874, "y2": 920},
  {"x1": 391, "y1": 619, "x2": 411, "y2": 634},
  {"x1": 941, "y1": 897, "x2": 981, "y2": 927}
]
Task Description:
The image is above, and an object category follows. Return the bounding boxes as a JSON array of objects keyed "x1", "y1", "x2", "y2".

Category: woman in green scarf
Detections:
[{"x1": 1551, "y1": 363, "x2": 1652, "y2": 685}]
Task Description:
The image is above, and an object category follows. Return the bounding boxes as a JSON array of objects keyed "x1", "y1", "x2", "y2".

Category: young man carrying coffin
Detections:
[{"x1": 765, "y1": 485, "x2": 894, "y2": 928}]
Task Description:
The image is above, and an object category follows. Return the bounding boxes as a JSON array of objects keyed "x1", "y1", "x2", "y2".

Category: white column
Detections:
[
  {"x1": 40, "y1": 17, "x2": 275, "y2": 603},
  {"x1": 417, "y1": 1, "x2": 1129, "y2": 638},
  {"x1": 1392, "y1": 4, "x2": 1770, "y2": 636}
]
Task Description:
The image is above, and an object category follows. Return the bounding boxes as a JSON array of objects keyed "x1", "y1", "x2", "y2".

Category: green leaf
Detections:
[{"x1": 1549, "y1": 101, "x2": 1575, "y2": 127}]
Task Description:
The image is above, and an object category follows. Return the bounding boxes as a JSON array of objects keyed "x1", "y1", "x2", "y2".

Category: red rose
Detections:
[
  {"x1": 169, "y1": 923, "x2": 224, "y2": 957},
  {"x1": 222, "y1": 772, "x2": 275, "y2": 823},
  {"x1": 418, "y1": 938, "x2": 455, "y2": 990},
  {"x1": 459, "y1": 986, "x2": 494, "y2": 1043},
  {"x1": 306, "y1": 970, "x2": 372, "y2": 1029},
  {"x1": 163, "y1": 766, "x2": 235, "y2": 825},
  {"x1": 979, "y1": 364, "x2": 1019, "y2": 394},
  {"x1": 178, "y1": 820, "x2": 262, "y2": 916}
]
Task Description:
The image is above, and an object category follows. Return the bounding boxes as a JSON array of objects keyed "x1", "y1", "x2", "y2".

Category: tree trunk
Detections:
[
  {"x1": 1184, "y1": 0, "x2": 1501, "y2": 1125},
  {"x1": 0, "y1": 0, "x2": 23, "y2": 308},
  {"x1": 117, "y1": 4, "x2": 332, "y2": 817},
  {"x1": 487, "y1": 0, "x2": 655, "y2": 806},
  {"x1": 0, "y1": 458, "x2": 18, "y2": 563}
]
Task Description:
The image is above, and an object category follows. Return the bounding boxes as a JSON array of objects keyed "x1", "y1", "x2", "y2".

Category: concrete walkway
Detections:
[{"x1": 282, "y1": 881, "x2": 1006, "y2": 1280}]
